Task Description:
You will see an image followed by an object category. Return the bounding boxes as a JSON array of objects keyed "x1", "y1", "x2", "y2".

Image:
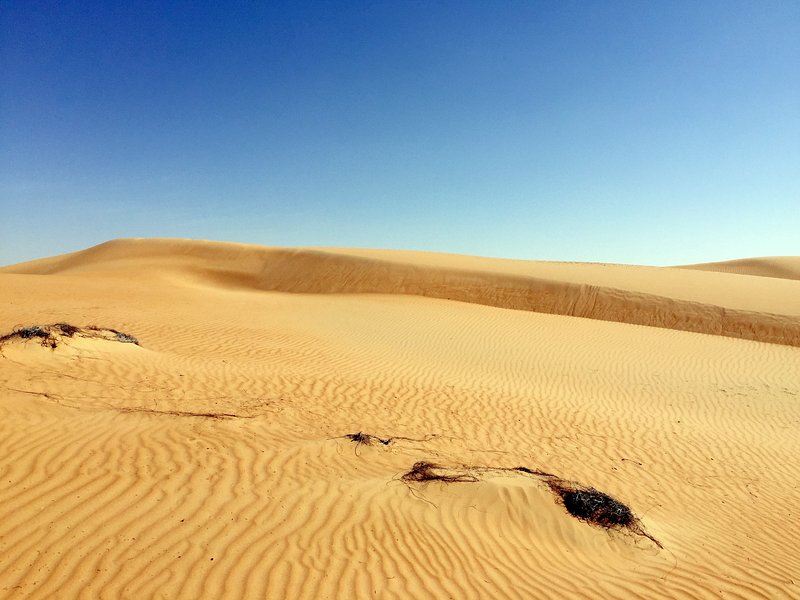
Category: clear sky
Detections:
[{"x1": 1, "y1": 1, "x2": 798, "y2": 266}]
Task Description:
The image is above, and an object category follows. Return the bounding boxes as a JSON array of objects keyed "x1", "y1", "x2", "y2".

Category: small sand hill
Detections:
[
  {"x1": 679, "y1": 256, "x2": 800, "y2": 281},
  {"x1": 1, "y1": 239, "x2": 798, "y2": 599}
]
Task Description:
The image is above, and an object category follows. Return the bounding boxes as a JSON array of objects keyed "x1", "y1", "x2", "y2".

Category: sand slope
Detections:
[{"x1": 1, "y1": 239, "x2": 799, "y2": 599}]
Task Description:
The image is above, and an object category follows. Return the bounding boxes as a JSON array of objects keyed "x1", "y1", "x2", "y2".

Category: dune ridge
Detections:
[{"x1": 4, "y1": 238, "x2": 800, "y2": 348}]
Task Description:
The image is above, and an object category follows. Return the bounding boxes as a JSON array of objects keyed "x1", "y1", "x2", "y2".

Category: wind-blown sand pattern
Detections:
[{"x1": 1, "y1": 238, "x2": 798, "y2": 599}]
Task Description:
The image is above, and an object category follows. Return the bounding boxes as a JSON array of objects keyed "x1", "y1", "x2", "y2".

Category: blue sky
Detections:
[{"x1": 1, "y1": 1, "x2": 798, "y2": 266}]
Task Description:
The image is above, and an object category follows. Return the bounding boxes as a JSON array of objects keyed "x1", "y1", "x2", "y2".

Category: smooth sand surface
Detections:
[{"x1": 1, "y1": 238, "x2": 798, "y2": 599}]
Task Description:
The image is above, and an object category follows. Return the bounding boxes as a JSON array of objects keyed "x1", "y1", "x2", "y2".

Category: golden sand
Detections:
[{"x1": 1, "y1": 239, "x2": 798, "y2": 598}]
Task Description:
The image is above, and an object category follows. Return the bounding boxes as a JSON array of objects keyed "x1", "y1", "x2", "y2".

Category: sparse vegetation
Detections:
[{"x1": 0, "y1": 323, "x2": 140, "y2": 349}]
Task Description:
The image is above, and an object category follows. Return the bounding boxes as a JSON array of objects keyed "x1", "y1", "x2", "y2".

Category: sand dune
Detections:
[
  {"x1": 679, "y1": 256, "x2": 800, "y2": 281},
  {"x1": 1, "y1": 239, "x2": 799, "y2": 598},
  {"x1": 5, "y1": 238, "x2": 800, "y2": 347}
]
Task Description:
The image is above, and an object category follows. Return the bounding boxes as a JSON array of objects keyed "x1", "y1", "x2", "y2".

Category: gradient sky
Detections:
[{"x1": 1, "y1": 1, "x2": 798, "y2": 266}]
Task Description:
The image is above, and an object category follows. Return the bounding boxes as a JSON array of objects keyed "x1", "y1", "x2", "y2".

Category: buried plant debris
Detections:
[
  {"x1": 117, "y1": 407, "x2": 244, "y2": 419},
  {"x1": 0, "y1": 325, "x2": 56, "y2": 348},
  {"x1": 400, "y1": 460, "x2": 661, "y2": 547},
  {"x1": 0, "y1": 323, "x2": 140, "y2": 349},
  {"x1": 113, "y1": 331, "x2": 139, "y2": 344},
  {"x1": 345, "y1": 432, "x2": 392, "y2": 447},
  {"x1": 341, "y1": 432, "x2": 438, "y2": 453},
  {"x1": 512, "y1": 466, "x2": 556, "y2": 478},
  {"x1": 54, "y1": 323, "x2": 79, "y2": 337},
  {"x1": 85, "y1": 326, "x2": 140, "y2": 345},
  {"x1": 17, "y1": 326, "x2": 49, "y2": 339},
  {"x1": 401, "y1": 461, "x2": 479, "y2": 484}
]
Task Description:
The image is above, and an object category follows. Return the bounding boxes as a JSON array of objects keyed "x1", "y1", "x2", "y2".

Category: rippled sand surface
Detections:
[{"x1": 1, "y1": 239, "x2": 798, "y2": 598}]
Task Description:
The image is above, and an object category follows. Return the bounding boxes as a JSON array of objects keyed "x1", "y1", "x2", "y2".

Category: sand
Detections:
[{"x1": 1, "y1": 238, "x2": 798, "y2": 599}]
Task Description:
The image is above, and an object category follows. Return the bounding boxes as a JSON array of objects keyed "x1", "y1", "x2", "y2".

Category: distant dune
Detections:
[
  {"x1": 5, "y1": 238, "x2": 800, "y2": 347},
  {"x1": 1, "y1": 239, "x2": 798, "y2": 598},
  {"x1": 679, "y1": 256, "x2": 800, "y2": 281}
]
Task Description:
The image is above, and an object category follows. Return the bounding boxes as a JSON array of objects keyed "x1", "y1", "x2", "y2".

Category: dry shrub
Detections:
[
  {"x1": 548, "y1": 481, "x2": 633, "y2": 527},
  {"x1": 54, "y1": 323, "x2": 79, "y2": 337},
  {"x1": 345, "y1": 432, "x2": 391, "y2": 446},
  {"x1": 0, "y1": 325, "x2": 55, "y2": 348},
  {"x1": 512, "y1": 466, "x2": 556, "y2": 478},
  {"x1": 546, "y1": 478, "x2": 662, "y2": 547},
  {"x1": 401, "y1": 462, "x2": 479, "y2": 484},
  {"x1": 0, "y1": 324, "x2": 140, "y2": 349}
]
